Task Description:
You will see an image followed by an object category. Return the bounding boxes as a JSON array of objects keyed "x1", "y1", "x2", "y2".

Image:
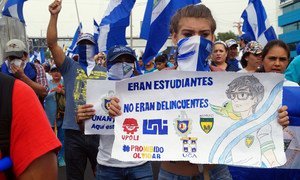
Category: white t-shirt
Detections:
[{"x1": 97, "y1": 135, "x2": 146, "y2": 168}]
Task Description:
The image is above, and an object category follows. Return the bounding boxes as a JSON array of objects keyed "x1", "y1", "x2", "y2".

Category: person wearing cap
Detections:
[
  {"x1": 239, "y1": 41, "x2": 263, "y2": 73},
  {"x1": 47, "y1": 0, "x2": 107, "y2": 179},
  {"x1": 285, "y1": 42, "x2": 300, "y2": 84},
  {"x1": 106, "y1": 45, "x2": 140, "y2": 80},
  {"x1": 238, "y1": 33, "x2": 254, "y2": 61},
  {"x1": 225, "y1": 39, "x2": 242, "y2": 72},
  {"x1": 0, "y1": 39, "x2": 48, "y2": 102},
  {"x1": 44, "y1": 65, "x2": 66, "y2": 167},
  {"x1": 76, "y1": 45, "x2": 153, "y2": 179}
]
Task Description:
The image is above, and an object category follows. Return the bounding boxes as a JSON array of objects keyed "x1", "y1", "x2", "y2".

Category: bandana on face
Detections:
[
  {"x1": 176, "y1": 36, "x2": 212, "y2": 72},
  {"x1": 1, "y1": 60, "x2": 36, "y2": 80},
  {"x1": 77, "y1": 44, "x2": 96, "y2": 76},
  {"x1": 107, "y1": 62, "x2": 134, "y2": 80}
]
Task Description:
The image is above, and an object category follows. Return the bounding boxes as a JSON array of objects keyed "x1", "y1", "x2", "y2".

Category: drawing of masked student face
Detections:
[{"x1": 211, "y1": 75, "x2": 264, "y2": 120}]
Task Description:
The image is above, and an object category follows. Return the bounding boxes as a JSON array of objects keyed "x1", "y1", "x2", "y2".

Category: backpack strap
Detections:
[{"x1": 0, "y1": 73, "x2": 15, "y2": 179}]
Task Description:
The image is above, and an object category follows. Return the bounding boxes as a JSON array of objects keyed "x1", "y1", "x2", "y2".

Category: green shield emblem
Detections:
[{"x1": 200, "y1": 117, "x2": 214, "y2": 134}]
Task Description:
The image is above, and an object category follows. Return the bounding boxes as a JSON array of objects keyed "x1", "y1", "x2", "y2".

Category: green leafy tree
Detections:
[{"x1": 216, "y1": 31, "x2": 238, "y2": 42}]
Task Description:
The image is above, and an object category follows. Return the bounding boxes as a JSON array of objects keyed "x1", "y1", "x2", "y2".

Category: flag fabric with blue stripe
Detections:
[
  {"x1": 29, "y1": 52, "x2": 37, "y2": 62},
  {"x1": 241, "y1": 0, "x2": 277, "y2": 46},
  {"x1": 93, "y1": 19, "x2": 100, "y2": 53},
  {"x1": 97, "y1": 0, "x2": 136, "y2": 52},
  {"x1": 37, "y1": 48, "x2": 46, "y2": 64},
  {"x1": 66, "y1": 23, "x2": 82, "y2": 57},
  {"x1": 140, "y1": 0, "x2": 200, "y2": 65},
  {"x1": 176, "y1": 36, "x2": 211, "y2": 72},
  {"x1": 2, "y1": 0, "x2": 27, "y2": 23}
]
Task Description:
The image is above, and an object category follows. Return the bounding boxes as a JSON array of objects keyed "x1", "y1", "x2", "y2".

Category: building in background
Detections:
[{"x1": 278, "y1": 0, "x2": 300, "y2": 58}]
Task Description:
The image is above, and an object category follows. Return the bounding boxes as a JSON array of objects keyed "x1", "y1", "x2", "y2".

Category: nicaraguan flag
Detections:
[
  {"x1": 93, "y1": 19, "x2": 100, "y2": 53},
  {"x1": 176, "y1": 36, "x2": 212, "y2": 72},
  {"x1": 2, "y1": 0, "x2": 27, "y2": 23},
  {"x1": 66, "y1": 23, "x2": 82, "y2": 57},
  {"x1": 241, "y1": 0, "x2": 277, "y2": 46},
  {"x1": 29, "y1": 51, "x2": 38, "y2": 62},
  {"x1": 98, "y1": 0, "x2": 136, "y2": 52},
  {"x1": 37, "y1": 48, "x2": 46, "y2": 64},
  {"x1": 140, "y1": 0, "x2": 200, "y2": 64}
]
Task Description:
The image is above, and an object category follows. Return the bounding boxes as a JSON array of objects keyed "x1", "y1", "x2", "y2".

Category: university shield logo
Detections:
[
  {"x1": 174, "y1": 111, "x2": 192, "y2": 137},
  {"x1": 177, "y1": 120, "x2": 190, "y2": 134},
  {"x1": 181, "y1": 137, "x2": 198, "y2": 154},
  {"x1": 199, "y1": 115, "x2": 214, "y2": 134},
  {"x1": 245, "y1": 135, "x2": 254, "y2": 148},
  {"x1": 101, "y1": 90, "x2": 115, "y2": 113}
]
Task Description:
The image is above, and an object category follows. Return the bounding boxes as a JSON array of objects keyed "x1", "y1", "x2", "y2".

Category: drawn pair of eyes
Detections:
[{"x1": 229, "y1": 92, "x2": 252, "y2": 100}]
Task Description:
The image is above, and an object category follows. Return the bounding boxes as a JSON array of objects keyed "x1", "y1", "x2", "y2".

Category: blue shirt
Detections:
[
  {"x1": 44, "y1": 79, "x2": 64, "y2": 127},
  {"x1": 58, "y1": 56, "x2": 107, "y2": 130},
  {"x1": 285, "y1": 55, "x2": 300, "y2": 84}
]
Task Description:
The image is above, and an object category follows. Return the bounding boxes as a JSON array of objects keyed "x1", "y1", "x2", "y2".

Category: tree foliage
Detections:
[{"x1": 216, "y1": 31, "x2": 238, "y2": 42}]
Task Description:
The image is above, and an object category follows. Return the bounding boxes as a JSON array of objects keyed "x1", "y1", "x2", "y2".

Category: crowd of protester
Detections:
[{"x1": 0, "y1": 0, "x2": 300, "y2": 179}]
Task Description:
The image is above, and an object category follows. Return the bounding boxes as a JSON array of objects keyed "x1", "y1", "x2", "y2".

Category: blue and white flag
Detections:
[
  {"x1": 97, "y1": 0, "x2": 136, "y2": 52},
  {"x1": 66, "y1": 23, "x2": 82, "y2": 57},
  {"x1": 176, "y1": 36, "x2": 212, "y2": 72},
  {"x1": 29, "y1": 51, "x2": 38, "y2": 62},
  {"x1": 93, "y1": 19, "x2": 100, "y2": 54},
  {"x1": 2, "y1": 0, "x2": 27, "y2": 23},
  {"x1": 241, "y1": 0, "x2": 277, "y2": 47},
  {"x1": 140, "y1": 0, "x2": 200, "y2": 65},
  {"x1": 37, "y1": 48, "x2": 46, "y2": 64}
]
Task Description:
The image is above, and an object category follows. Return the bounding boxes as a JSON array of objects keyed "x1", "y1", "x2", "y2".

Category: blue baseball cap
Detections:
[
  {"x1": 107, "y1": 45, "x2": 136, "y2": 66},
  {"x1": 76, "y1": 33, "x2": 96, "y2": 45}
]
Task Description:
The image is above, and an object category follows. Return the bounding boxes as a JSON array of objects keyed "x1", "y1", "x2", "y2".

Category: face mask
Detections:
[
  {"x1": 176, "y1": 36, "x2": 212, "y2": 72},
  {"x1": 77, "y1": 44, "x2": 95, "y2": 75},
  {"x1": 10, "y1": 59, "x2": 23, "y2": 67},
  {"x1": 7, "y1": 59, "x2": 27, "y2": 73},
  {"x1": 108, "y1": 62, "x2": 134, "y2": 80}
]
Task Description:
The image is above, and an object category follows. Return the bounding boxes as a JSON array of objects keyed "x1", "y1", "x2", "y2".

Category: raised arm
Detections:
[{"x1": 47, "y1": 0, "x2": 65, "y2": 67}]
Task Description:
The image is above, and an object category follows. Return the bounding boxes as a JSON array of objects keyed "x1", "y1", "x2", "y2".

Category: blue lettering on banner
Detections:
[
  {"x1": 128, "y1": 81, "x2": 152, "y2": 91},
  {"x1": 124, "y1": 103, "x2": 134, "y2": 113},
  {"x1": 136, "y1": 102, "x2": 155, "y2": 112},
  {"x1": 123, "y1": 99, "x2": 209, "y2": 114},
  {"x1": 143, "y1": 119, "x2": 168, "y2": 135},
  {"x1": 92, "y1": 115, "x2": 114, "y2": 122},
  {"x1": 91, "y1": 124, "x2": 104, "y2": 130},
  {"x1": 127, "y1": 77, "x2": 213, "y2": 91}
]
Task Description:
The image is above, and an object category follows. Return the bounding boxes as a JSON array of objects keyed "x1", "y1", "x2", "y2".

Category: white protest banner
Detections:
[
  {"x1": 111, "y1": 71, "x2": 287, "y2": 168},
  {"x1": 85, "y1": 80, "x2": 116, "y2": 135}
]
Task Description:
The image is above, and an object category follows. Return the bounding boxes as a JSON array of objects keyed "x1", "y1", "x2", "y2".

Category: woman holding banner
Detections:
[
  {"x1": 229, "y1": 40, "x2": 300, "y2": 179},
  {"x1": 109, "y1": 4, "x2": 291, "y2": 180}
]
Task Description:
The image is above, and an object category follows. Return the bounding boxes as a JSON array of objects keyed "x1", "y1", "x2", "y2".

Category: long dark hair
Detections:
[{"x1": 256, "y1": 40, "x2": 290, "y2": 73}]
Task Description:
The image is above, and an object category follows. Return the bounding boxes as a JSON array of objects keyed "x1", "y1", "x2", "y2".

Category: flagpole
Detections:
[
  {"x1": 130, "y1": 12, "x2": 133, "y2": 48},
  {"x1": 74, "y1": 0, "x2": 81, "y2": 32}
]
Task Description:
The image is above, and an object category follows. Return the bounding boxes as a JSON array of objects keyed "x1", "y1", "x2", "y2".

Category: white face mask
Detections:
[
  {"x1": 7, "y1": 59, "x2": 27, "y2": 73},
  {"x1": 10, "y1": 59, "x2": 23, "y2": 67},
  {"x1": 108, "y1": 62, "x2": 134, "y2": 80}
]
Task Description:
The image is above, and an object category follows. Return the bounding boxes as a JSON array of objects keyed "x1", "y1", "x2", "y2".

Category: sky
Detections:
[{"x1": 23, "y1": 0, "x2": 278, "y2": 38}]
